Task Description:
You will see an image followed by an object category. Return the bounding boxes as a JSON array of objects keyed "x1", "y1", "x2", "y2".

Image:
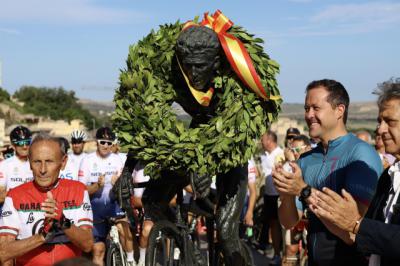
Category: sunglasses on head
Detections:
[
  {"x1": 286, "y1": 135, "x2": 296, "y2": 140},
  {"x1": 13, "y1": 139, "x2": 31, "y2": 147},
  {"x1": 97, "y1": 140, "x2": 113, "y2": 146},
  {"x1": 290, "y1": 145, "x2": 307, "y2": 153}
]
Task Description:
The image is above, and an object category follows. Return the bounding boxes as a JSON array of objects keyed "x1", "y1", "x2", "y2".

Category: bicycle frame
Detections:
[{"x1": 107, "y1": 224, "x2": 128, "y2": 266}]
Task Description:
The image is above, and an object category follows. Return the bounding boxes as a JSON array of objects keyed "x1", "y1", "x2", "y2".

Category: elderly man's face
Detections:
[
  {"x1": 181, "y1": 52, "x2": 219, "y2": 92},
  {"x1": 29, "y1": 140, "x2": 66, "y2": 188},
  {"x1": 377, "y1": 98, "x2": 400, "y2": 156}
]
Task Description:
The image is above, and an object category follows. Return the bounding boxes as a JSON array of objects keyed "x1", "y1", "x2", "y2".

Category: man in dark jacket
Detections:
[{"x1": 310, "y1": 78, "x2": 400, "y2": 265}]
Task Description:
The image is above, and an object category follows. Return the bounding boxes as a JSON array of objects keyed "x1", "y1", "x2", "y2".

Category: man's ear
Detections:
[
  {"x1": 336, "y1": 104, "x2": 346, "y2": 121},
  {"x1": 60, "y1": 154, "x2": 68, "y2": 170}
]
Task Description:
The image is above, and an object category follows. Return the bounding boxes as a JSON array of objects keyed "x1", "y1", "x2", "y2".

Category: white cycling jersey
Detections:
[
  {"x1": 78, "y1": 152, "x2": 123, "y2": 207},
  {"x1": 248, "y1": 159, "x2": 256, "y2": 184},
  {"x1": 132, "y1": 163, "x2": 150, "y2": 198},
  {"x1": 60, "y1": 152, "x2": 86, "y2": 181},
  {"x1": 0, "y1": 156, "x2": 33, "y2": 191}
]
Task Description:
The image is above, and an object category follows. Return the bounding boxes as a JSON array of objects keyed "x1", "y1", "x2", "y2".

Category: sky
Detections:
[{"x1": 0, "y1": 0, "x2": 399, "y2": 103}]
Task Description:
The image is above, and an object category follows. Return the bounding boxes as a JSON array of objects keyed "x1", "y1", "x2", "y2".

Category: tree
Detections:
[
  {"x1": 13, "y1": 86, "x2": 99, "y2": 128},
  {"x1": 0, "y1": 87, "x2": 10, "y2": 102}
]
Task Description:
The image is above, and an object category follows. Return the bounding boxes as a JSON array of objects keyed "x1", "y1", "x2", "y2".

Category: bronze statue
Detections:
[{"x1": 113, "y1": 10, "x2": 282, "y2": 266}]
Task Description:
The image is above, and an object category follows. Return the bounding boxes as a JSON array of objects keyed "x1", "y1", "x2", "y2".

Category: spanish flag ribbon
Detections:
[{"x1": 183, "y1": 10, "x2": 270, "y2": 100}]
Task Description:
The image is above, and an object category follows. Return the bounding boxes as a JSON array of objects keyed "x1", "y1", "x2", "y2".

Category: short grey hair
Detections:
[
  {"x1": 28, "y1": 132, "x2": 67, "y2": 157},
  {"x1": 374, "y1": 77, "x2": 400, "y2": 108}
]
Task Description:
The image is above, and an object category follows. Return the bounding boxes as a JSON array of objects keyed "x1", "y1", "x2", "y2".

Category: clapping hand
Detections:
[
  {"x1": 97, "y1": 174, "x2": 105, "y2": 188},
  {"x1": 309, "y1": 187, "x2": 361, "y2": 233},
  {"x1": 272, "y1": 161, "x2": 307, "y2": 197},
  {"x1": 41, "y1": 191, "x2": 58, "y2": 220}
]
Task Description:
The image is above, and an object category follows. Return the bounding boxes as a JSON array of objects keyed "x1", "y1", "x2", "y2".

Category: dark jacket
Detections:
[{"x1": 356, "y1": 168, "x2": 400, "y2": 265}]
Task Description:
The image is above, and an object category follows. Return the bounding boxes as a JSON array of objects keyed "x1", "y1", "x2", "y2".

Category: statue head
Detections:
[{"x1": 176, "y1": 26, "x2": 221, "y2": 92}]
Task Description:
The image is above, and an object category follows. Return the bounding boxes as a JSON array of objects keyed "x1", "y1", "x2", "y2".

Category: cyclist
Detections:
[
  {"x1": 130, "y1": 162, "x2": 150, "y2": 266},
  {"x1": 60, "y1": 130, "x2": 88, "y2": 180},
  {"x1": 0, "y1": 133, "x2": 93, "y2": 266},
  {"x1": 0, "y1": 126, "x2": 34, "y2": 205},
  {"x1": 79, "y1": 127, "x2": 134, "y2": 266}
]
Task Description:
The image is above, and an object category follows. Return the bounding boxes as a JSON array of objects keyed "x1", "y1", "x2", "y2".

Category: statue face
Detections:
[{"x1": 181, "y1": 51, "x2": 219, "y2": 92}]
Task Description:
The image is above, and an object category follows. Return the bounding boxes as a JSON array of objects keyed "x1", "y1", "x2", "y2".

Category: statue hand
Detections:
[
  {"x1": 191, "y1": 173, "x2": 211, "y2": 199},
  {"x1": 113, "y1": 170, "x2": 133, "y2": 208}
]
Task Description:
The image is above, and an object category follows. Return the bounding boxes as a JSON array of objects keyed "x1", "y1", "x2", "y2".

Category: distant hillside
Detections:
[
  {"x1": 281, "y1": 101, "x2": 378, "y2": 131},
  {"x1": 80, "y1": 99, "x2": 379, "y2": 131}
]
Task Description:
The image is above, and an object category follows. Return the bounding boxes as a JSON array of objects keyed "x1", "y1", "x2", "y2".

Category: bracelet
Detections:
[{"x1": 352, "y1": 217, "x2": 362, "y2": 234}]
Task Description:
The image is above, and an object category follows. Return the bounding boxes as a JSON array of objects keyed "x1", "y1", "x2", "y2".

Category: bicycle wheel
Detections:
[
  {"x1": 146, "y1": 220, "x2": 204, "y2": 266},
  {"x1": 146, "y1": 220, "x2": 181, "y2": 266},
  {"x1": 106, "y1": 242, "x2": 125, "y2": 266}
]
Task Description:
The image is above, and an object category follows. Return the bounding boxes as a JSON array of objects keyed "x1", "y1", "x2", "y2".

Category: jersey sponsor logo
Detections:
[
  {"x1": 62, "y1": 200, "x2": 78, "y2": 208},
  {"x1": 31, "y1": 218, "x2": 45, "y2": 235},
  {"x1": 10, "y1": 177, "x2": 23, "y2": 182},
  {"x1": 19, "y1": 202, "x2": 41, "y2": 211},
  {"x1": 83, "y1": 202, "x2": 91, "y2": 211},
  {"x1": 90, "y1": 171, "x2": 117, "y2": 177},
  {"x1": 60, "y1": 173, "x2": 74, "y2": 179},
  {"x1": 26, "y1": 212, "x2": 35, "y2": 224},
  {"x1": 0, "y1": 210, "x2": 12, "y2": 218}
]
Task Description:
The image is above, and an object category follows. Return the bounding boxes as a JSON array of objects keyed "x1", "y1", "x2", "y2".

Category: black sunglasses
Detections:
[{"x1": 71, "y1": 139, "x2": 84, "y2": 144}]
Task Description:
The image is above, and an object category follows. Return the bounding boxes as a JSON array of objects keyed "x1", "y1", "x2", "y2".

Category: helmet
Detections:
[
  {"x1": 71, "y1": 130, "x2": 87, "y2": 142},
  {"x1": 96, "y1": 127, "x2": 116, "y2": 141},
  {"x1": 10, "y1": 126, "x2": 32, "y2": 144}
]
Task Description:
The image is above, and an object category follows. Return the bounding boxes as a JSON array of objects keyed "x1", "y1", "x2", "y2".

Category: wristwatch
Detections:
[
  {"x1": 299, "y1": 185, "x2": 312, "y2": 205},
  {"x1": 60, "y1": 217, "x2": 72, "y2": 230}
]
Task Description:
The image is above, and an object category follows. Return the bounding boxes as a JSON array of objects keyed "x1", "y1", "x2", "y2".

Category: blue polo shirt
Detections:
[{"x1": 296, "y1": 133, "x2": 382, "y2": 264}]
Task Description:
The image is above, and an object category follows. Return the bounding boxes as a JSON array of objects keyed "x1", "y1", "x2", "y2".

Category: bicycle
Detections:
[
  {"x1": 145, "y1": 189, "x2": 254, "y2": 266},
  {"x1": 145, "y1": 190, "x2": 210, "y2": 266},
  {"x1": 105, "y1": 216, "x2": 128, "y2": 266}
]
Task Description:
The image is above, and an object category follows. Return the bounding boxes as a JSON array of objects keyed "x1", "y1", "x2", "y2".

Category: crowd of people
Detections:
[{"x1": 0, "y1": 78, "x2": 399, "y2": 266}]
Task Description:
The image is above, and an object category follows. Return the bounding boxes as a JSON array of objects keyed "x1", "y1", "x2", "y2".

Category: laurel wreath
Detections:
[{"x1": 112, "y1": 19, "x2": 282, "y2": 179}]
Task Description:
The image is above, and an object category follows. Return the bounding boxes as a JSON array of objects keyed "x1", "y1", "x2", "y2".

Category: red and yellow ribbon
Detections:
[{"x1": 182, "y1": 10, "x2": 270, "y2": 101}]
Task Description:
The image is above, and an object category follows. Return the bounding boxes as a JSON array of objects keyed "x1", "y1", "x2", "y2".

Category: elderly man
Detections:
[
  {"x1": 310, "y1": 78, "x2": 400, "y2": 266},
  {"x1": 0, "y1": 133, "x2": 93, "y2": 266}
]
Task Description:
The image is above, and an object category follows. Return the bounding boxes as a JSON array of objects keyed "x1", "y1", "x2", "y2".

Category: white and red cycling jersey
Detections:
[
  {"x1": 0, "y1": 156, "x2": 33, "y2": 191},
  {"x1": 0, "y1": 179, "x2": 93, "y2": 266}
]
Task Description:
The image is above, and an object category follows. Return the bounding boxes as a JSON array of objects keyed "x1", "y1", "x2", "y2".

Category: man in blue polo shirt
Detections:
[{"x1": 273, "y1": 79, "x2": 382, "y2": 265}]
